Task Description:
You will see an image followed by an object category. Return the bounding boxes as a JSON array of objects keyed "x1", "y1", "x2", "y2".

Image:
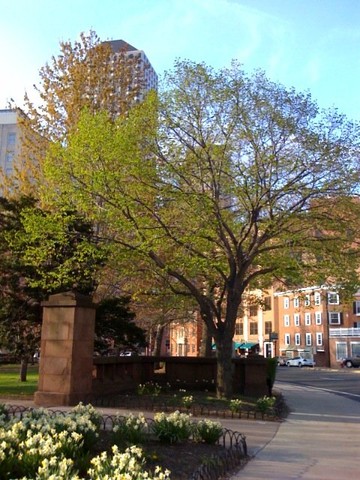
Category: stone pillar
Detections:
[{"x1": 34, "y1": 291, "x2": 96, "y2": 407}]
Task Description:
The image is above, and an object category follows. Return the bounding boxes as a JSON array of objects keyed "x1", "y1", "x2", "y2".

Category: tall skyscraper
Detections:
[
  {"x1": 105, "y1": 39, "x2": 158, "y2": 94},
  {"x1": 0, "y1": 109, "x2": 19, "y2": 178}
]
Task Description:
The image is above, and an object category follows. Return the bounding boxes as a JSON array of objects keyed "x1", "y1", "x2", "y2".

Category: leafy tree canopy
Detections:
[{"x1": 24, "y1": 59, "x2": 360, "y2": 396}]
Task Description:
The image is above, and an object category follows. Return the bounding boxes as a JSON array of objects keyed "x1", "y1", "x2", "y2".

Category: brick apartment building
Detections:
[{"x1": 168, "y1": 286, "x2": 360, "y2": 367}]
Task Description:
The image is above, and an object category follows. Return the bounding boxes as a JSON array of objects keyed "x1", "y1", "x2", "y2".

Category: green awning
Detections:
[{"x1": 238, "y1": 342, "x2": 258, "y2": 349}]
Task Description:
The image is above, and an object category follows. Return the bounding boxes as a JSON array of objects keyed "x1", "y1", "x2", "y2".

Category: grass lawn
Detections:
[{"x1": 0, "y1": 363, "x2": 38, "y2": 397}]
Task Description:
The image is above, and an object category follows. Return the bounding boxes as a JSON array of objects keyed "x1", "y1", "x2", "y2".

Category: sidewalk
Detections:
[
  {"x1": 2, "y1": 381, "x2": 360, "y2": 479},
  {"x1": 229, "y1": 382, "x2": 360, "y2": 479}
]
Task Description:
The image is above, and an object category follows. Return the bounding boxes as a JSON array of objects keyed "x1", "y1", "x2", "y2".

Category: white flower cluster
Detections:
[
  {"x1": 153, "y1": 410, "x2": 193, "y2": 443},
  {"x1": 0, "y1": 403, "x2": 170, "y2": 480},
  {"x1": 194, "y1": 419, "x2": 222, "y2": 444},
  {"x1": 87, "y1": 445, "x2": 170, "y2": 480}
]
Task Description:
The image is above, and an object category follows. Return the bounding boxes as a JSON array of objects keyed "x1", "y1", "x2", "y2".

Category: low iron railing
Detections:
[{"x1": 4, "y1": 404, "x2": 248, "y2": 480}]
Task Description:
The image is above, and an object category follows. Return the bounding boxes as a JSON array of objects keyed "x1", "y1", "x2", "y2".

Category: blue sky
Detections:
[{"x1": 1, "y1": 0, "x2": 360, "y2": 121}]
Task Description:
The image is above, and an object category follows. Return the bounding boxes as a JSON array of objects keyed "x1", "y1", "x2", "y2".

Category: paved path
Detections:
[
  {"x1": 230, "y1": 382, "x2": 360, "y2": 479},
  {"x1": 2, "y1": 377, "x2": 360, "y2": 479}
]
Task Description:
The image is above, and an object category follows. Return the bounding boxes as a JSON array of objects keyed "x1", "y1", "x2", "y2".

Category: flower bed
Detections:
[{"x1": 0, "y1": 403, "x2": 248, "y2": 480}]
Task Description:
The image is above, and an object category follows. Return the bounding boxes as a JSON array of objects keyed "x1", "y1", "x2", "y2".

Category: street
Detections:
[{"x1": 275, "y1": 365, "x2": 360, "y2": 403}]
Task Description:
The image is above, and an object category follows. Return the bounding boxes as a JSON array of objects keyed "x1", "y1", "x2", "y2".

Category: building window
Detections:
[
  {"x1": 328, "y1": 292, "x2": 339, "y2": 305},
  {"x1": 353, "y1": 301, "x2": 360, "y2": 316},
  {"x1": 235, "y1": 322, "x2": 243, "y2": 336},
  {"x1": 336, "y1": 342, "x2": 347, "y2": 361},
  {"x1": 315, "y1": 312, "x2": 322, "y2": 325},
  {"x1": 314, "y1": 292, "x2": 321, "y2": 306},
  {"x1": 249, "y1": 305, "x2": 258, "y2": 317},
  {"x1": 329, "y1": 312, "x2": 341, "y2": 325},
  {"x1": 295, "y1": 333, "x2": 301, "y2": 346},
  {"x1": 265, "y1": 321, "x2": 272, "y2": 335},
  {"x1": 304, "y1": 294, "x2": 311, "y2": 306},
  {"x1": 294, "y1": 313, "x2": 300, "y2": 326},
  {"x1": 7, "y1": 132, "x2": 16, "y2": 146},
  {"x1": 285, "y1": 334, "x2": 290, "y2": 346},
  {"x1": 293, "y1": 297, "x2": 300, "y2": 308},
  {"x1": 284, "y1": 297, "x2": 290, "y2": 309},
  {"x1": 284, "y1": 315, "x2": 290, "y2": 327},
  {"x1": 305, "y1": 313, "x2": 311, "y2": 326},
  {"x1": 264, "y1": 296, "x2": 271, "y2": 311},
  {"x1": 350, "y1": 343, "x2": 360, "y2": 357},
  {"x1": 306, "y1": 333, "x2": 312, "y2": 346},
  {"x1": 250, "y1": 322, "x2": 258, "y2": 335},
  {"x1": 316, "y1": 333, "x2": 323, "y2": 346}
]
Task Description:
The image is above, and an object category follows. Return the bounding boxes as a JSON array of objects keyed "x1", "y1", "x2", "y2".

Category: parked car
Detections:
[
  {"x1": 286, "y1": 356, "x2": 315, "y2": 368},
  {"x1": 341, "y1": 356, "x2": 360, "y2": 368}
]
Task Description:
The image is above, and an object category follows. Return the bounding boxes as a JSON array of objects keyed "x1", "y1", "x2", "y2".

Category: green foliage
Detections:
[
  {"x1": 112, "y1": 412, "x2": 148, "y2": 446},
  {"x1": 193, "y1": 419, "x2": 223, "y2": 444},
  {"x1": 182, "y1": 394, "x2": 194, "y2": 409},
  {"x1": 95, "y1": 296, "x2": 146, "y2": 354},
  {"x1": 256, "y1": 395, "x2": 276, "y2": 413},
  {"x1": 137, "y1": 381, "x2": 162, "y2": 396},
  {"x1": 152, "y1": 410, "x2": 193, "y2": 444},
  {"x1": 25, "y1": 55, "x2": 360, "y2": 397},
  {"x1": 229, "y1": 398, "x2": 243, "y2": 413}
]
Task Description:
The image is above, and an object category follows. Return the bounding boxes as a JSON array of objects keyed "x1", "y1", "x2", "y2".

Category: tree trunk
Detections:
[
  {"x1": 215, "y1": 335, "x2": 234, "y2": 398},
  {"x1": 199, "y1": 321, "x2": 212, "y2": 357},
  {"x1": 153, "y1": 323, "x2": 165, "y2": 356},
  {"x1": 20, "y1": 357, "x2": 28, "y2": 382}
]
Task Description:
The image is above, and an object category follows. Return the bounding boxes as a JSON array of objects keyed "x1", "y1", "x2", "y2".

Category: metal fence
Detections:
[{"x1": 4, "y1": 404, "x2": 248, "y2": 480}]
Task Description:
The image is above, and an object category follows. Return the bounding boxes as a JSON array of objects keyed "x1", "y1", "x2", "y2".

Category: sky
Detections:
[{"x1": 1, "y1": 0, "x2": 360, "y2": 121}]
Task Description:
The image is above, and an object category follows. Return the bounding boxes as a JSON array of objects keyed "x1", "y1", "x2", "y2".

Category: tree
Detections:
[
  {"x1": 0, "y1": 196, "x2": 106, "y2": 380},
  {"x1": 0, "y1": 196, "x2": 43, "y2": 380},
  {"x1": 31, "y1": 61, "x2": 360, "y2": 397},
  {"x1": 6, "y1": 30, "x2": 146, "y2": 196},
  {"x1": 94, "y1": 297, "x2": 146, "y2": 354}
]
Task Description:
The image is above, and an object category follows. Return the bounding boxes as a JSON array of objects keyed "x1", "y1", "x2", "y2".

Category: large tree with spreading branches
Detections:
[{"x1": 19, "y1": 55, "x2": 360, "y2": 397}]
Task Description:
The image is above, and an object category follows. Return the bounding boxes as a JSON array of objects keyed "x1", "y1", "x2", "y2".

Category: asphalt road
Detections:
[{"x1": 275, "y1": 365, "x2": 360, "y2": 403}]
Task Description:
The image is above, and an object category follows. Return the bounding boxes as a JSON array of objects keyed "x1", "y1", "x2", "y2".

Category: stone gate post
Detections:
[{"x1": 34, "y1": 291, "x2": 96, "y2": 406}]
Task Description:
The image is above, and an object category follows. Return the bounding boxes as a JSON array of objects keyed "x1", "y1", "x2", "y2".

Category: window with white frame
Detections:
[
  {"x1": 336, "y1": 342, "x2": 347, "y2": 361},
  {"x1": 350, "y1": 343, "x2": 360, "y2": 357},
  {"x1": 329, "y1": 312, "x2": 341, "y2": 325},
  {"x1": 295, "y1": 333, "x2": 301, "y2": 346},
  {"x1": 353, "y1": 301, "x2": 360, "y2": 316},
  {"x1": 293, "y1": 297, "x2": 300, "y2": 308},
  {"x1": 285, "y1": 333, "x2": 290, "y2": 346},
  {"x1": 328, "y1": 292, "x2": 339, "y2": 305},
  {"x1": 315, "y1": 312, "x2": 322, "y2": 325},
  {"x1": 314, "y1": 292, "x2": 321, "y2": 306},
  {"x1": 316, "y1": 333, "x2": 323, "y2": 346},
  {"x1": 284, "y1": 314, "x2": 290, "y2": 327},
  {"x1": 305, "y1": 312, "x2": 311, "y2": 325},
  {"x1": 306, "y1": 333, "x2": 312, "y2": 346},
  {"x1": 304, "y1": 294, "x2": 311, "y2": 306},
  {"x1": 284, "y1": 297, "x2": 290, "y2": 309},
  {"x1": 294, "y1": 313, "x2": 300, "y2": 326}
]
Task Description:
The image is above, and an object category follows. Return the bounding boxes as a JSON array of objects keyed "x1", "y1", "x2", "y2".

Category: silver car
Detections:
[{"x1": 286, "y1": 356, "x2": 315, "y2": 368}]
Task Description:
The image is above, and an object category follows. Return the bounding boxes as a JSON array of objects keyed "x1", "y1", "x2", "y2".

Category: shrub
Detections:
[
  {"x1": 137, "y1": 381, "x2": 162, "y2": 396},
  {"x1": 182, "y1": 395, "x2": 194, "y2": 409},
  {"x1": 152, "y1": 410, "x2": 193, "y2": 444},
  {"x1": 88, "y1": 445, "x2": 170, "y2": 480},
  {"x1": 193, "y1": 419, "x2": 223, "y2": 444},
  {"x1": 112, "y1": 412, "x2": 148, "y2": 446},
  {"x1": 256, "y1": 395, "x2": 276, "y2": 413},
  {"x1": 229, "y1": 398, "x2": 243, "y2": 413}
]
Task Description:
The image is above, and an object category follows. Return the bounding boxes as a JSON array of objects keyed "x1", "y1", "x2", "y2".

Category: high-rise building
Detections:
[
  {"x1": 0, "y1": 109, "x2": 19, "y2": 179},
  {"x1": 105, "y1": 39, "x2": 158, "y2": 95},
  {"x1": 0, "y1": 40, "x2": 157, "y2": 181}
]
